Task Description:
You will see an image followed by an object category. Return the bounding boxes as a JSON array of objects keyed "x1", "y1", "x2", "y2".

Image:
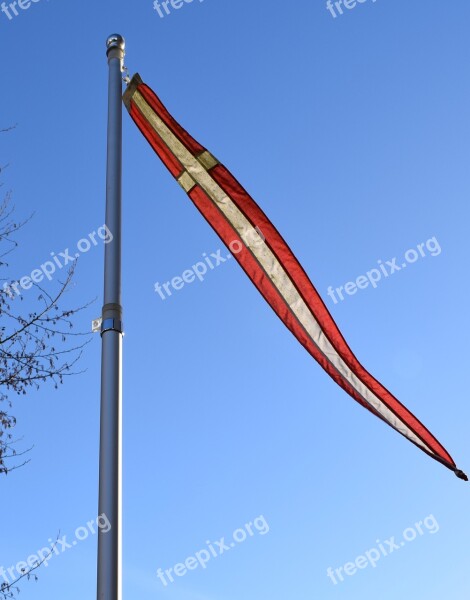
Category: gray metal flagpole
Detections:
[{"x1": 97, "y1": 33, "x2": 125, "y2": 600}]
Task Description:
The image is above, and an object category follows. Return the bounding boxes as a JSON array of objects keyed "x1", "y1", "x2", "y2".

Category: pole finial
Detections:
[{"x1": 106, "y1": 34, "x2": 125, "y2": 56}]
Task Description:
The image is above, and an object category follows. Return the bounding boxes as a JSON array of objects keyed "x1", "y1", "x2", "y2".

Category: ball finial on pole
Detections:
[{"x1": 106, "y1": 34, "x2": 125, "y2": 54}]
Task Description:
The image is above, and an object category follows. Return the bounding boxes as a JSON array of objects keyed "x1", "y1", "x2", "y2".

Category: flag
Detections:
[{"x1": 123, "y1": 73, "x2": 467, "y2": 481}]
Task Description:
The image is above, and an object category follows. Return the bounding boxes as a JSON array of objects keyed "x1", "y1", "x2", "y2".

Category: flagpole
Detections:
[{"x1": 97, "y1": 34, "x2": 125, "y2": 600}]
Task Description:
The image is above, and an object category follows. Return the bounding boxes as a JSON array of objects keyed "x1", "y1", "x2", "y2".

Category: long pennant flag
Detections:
[{"x1": 123, "y1": 74, "x2": 467, "y2": 481}]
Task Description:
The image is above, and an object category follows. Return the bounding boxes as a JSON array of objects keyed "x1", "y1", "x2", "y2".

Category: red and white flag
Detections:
[{"x1": 123, "y1": 74, "x2": 466, "y2": 480}]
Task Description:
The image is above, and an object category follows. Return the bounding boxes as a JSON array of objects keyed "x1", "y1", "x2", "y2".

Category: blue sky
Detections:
[{"x1": 1, "y1": 0, "x2": 470, "y2": 598}]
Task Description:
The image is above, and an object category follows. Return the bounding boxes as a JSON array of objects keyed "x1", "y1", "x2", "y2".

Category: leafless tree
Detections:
[{"x1": 0, "y1": 126, "x2": 92, "y2": 597}]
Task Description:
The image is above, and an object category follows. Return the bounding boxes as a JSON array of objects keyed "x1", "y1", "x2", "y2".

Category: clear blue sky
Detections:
[{"x1": 1, "y1": 0, "x2": 469, "y2": 598}]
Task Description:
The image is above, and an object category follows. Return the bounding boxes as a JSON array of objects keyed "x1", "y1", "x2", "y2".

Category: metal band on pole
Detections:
[{"x1": 97, "y1": 33, "x2": 125, "y2": 600}]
